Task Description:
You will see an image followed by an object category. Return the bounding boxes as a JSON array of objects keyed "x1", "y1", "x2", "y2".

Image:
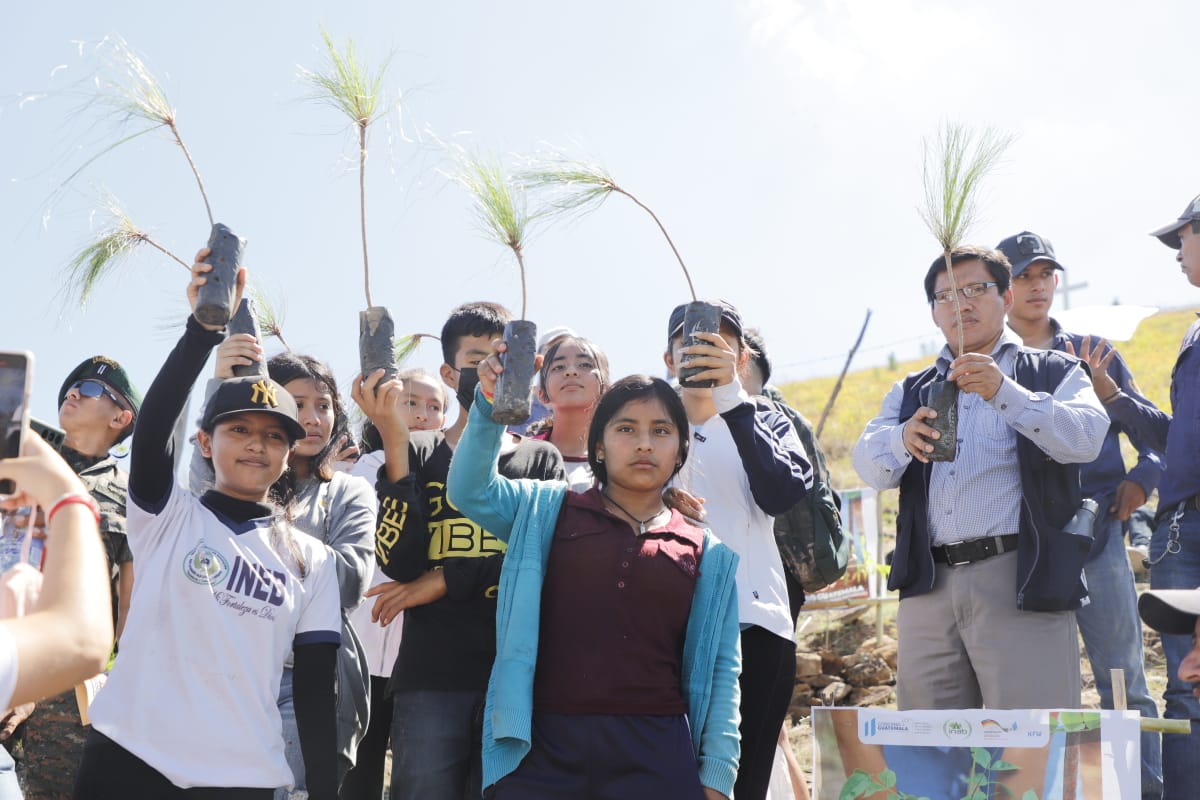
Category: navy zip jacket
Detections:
[
  {"x1": 1045, "y1": 320, "x2": 1163, "y2": 556},
  {"x1": 892, "y1": 350, "x2": 1092, "y2": 612}
]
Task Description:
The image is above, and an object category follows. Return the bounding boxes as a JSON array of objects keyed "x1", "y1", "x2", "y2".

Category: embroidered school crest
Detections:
[
  {"x1": 183, "y1": 543, "x2": 229, "y2": 585},
  {"x1": 249, "y1": 379, "x2": 278, "y2": 408}
]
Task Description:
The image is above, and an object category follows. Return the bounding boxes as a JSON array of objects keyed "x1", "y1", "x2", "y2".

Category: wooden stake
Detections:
[{"x1": 1111, "y1": 668, "x2": 1128, "y2": 712}]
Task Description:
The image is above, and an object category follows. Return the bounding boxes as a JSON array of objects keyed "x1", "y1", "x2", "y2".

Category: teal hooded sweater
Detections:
[{"x1": 447, "y1": 389, "x2": 743, "y2": 796}]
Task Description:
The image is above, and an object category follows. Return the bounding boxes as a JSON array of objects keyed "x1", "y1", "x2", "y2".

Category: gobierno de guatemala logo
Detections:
[
  {"x1": 183, "y1": 543, "x2": 229, "y2": 585},
  {"x1": 943, "y1": 718, "x2": 973, "y2": 740}
]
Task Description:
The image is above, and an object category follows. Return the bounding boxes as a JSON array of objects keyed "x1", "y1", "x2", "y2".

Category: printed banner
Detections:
[{"x1": 812, "y1": 707, "x2": 1139, "y2": 799}]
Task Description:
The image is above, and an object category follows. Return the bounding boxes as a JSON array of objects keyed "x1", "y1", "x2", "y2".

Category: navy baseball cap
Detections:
[
  {"x1": 996, "y1": 232, "x2": 1064, "y2": 278},
  {"x1": 201, "y1": 376, "x2": 305, "y2": 442},
  {"x1": 667, "y1": 300, "x2": 743, "y2": 340},
  {"x1": 1138, "y1": 588, "x2": 1200, "y2": 636},
  {"x1": 1150, "y1": 194, "x2": 1200, "y2": 249}
]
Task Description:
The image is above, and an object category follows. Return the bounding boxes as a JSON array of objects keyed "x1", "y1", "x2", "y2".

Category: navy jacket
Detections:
[{"x1": 891, "y1": 350, "x2": 1091, "y2": 612}]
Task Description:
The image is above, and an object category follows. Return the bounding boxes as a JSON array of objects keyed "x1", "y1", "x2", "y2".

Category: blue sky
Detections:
[{"x1": 5, "y1": 0, "x2": 1199, "y2": 432}]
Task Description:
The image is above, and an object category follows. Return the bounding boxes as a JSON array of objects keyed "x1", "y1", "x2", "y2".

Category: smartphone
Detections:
[
  {"x1": 30, "y1": 418, "x2": 65, "y2": 453},
  {"x1": 0, "y1": 351, "x2": 33, "y2": 494}
]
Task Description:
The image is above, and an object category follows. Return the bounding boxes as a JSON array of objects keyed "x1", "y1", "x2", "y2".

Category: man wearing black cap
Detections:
[
  {"x1": 998, "y1": 231, "x2": 1164, "y2": 798},
  {"x1": 1105, "y1": 195, "x2": 1200, "y2": 799},
  {"x1": 854, "y1": 245, "x2": 1108, "y2": 713},
  {"x1": 7, "y1": 357, "x2": 142, "y2": 798},
  {"x1": 57, "y1": 356, "x2": 142, "y2": 639}
]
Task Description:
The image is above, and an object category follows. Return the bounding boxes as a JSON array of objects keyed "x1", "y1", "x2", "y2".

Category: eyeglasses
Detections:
[
  {"x1": 932, "y1": 282, "x2": 1000, "y2": 306},
  {"x1": 68, "y1": 379, "x2": 127, "y2": 409}
]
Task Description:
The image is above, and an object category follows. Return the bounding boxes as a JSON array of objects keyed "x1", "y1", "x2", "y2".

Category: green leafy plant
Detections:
[
  {"x1": 66, "y1": 192, "x2": 189, "y2": 307},
  {"x1": 299, "y1": 26, "x2": 392, "y2": 309},
  {"x1": 518, "y1": 150, "x2": 698, "y2": 301},
  {"x1": 839, "y1": 754, "x2": 1039, "y2": 800},
  {"x1": 450, "y1": 149, "x2": 536, "y2": 319},
  {"x1": 918, "y1": 123, "x2": 1014, "y2": 355}
]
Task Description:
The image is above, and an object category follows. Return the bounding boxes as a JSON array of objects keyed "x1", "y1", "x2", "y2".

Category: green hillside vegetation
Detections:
[{"x1": 778, "y1": 308, "x2": 1196, "y2": 494}]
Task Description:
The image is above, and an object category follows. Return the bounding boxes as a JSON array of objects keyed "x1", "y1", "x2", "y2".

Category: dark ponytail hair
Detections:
[
  {"x1": 586, "y1": 375, "x2": 689, "y2": 486},
  {"x1": 267, "y1": 352, "x2": 349, "y2": 483}
]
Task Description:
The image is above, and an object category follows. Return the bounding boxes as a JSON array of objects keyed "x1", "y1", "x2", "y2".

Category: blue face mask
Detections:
[{"x1": 455, "y1": 367, "x2": 479, "y2": 411}]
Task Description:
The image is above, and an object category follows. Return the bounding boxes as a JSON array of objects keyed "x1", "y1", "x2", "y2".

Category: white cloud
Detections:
[{"x1": 747, "y1": 0, "x2": 988, "y2": 88}]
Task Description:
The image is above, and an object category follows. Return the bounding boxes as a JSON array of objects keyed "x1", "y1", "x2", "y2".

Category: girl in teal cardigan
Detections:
[{"x1": 447, "y1": 345, "x2": 742, "y2": 800}]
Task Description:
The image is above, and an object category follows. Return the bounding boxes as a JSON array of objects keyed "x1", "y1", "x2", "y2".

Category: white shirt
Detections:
[
  {"x1": 674, "y1": 382, "x2": 794, "y2": 641},
  {"x1": 90, "y1": 483, "x2": 342, "y2": 789}
]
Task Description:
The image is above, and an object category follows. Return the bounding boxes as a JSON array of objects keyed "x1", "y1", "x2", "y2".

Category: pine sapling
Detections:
[
  {"x1": 451, "y1": 148, "x2": 539, "y2": 423},
  {"x1": 301, "y1": 26, "x2": 396, "y2": 379}
]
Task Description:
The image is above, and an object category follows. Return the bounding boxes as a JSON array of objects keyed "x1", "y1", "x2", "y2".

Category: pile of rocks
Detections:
[{"x1": 788, "y1": 635, "x2": 898, "y2": 721}]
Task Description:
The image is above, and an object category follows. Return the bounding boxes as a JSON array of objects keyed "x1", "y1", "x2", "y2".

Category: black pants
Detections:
[
  {"x1": 734, "y1": 625, "x2": 796, "y2": 800},
  {"x1": 340, "y1": 675, "x2": 393, "y2": 799},
  {"x1": 73, "y1": 730, "x2": 272, "y2": 800}
]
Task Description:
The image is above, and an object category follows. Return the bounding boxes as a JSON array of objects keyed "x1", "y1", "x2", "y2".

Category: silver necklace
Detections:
[{"x1": 602, "y1": 492, "x2": 667, "y2": 535}]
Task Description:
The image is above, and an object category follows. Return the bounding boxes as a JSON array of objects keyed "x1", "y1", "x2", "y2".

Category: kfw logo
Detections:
[{"x1": 863, "y1": 718, "x2": 877, "y2": 737}]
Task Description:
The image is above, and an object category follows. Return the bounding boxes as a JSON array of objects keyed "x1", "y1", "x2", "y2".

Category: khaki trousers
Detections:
[{"x1": 896, "y1": 550, "x2": 1081, "y2": 710}]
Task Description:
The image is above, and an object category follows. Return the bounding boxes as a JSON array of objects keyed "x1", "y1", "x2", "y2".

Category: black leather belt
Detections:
[
  {"x1": 932, "y1": 534, "x2": 1019, "y2": 567},
  {"x1": 1156, "y1": 495, "x2": 1200, "y2": 525}
]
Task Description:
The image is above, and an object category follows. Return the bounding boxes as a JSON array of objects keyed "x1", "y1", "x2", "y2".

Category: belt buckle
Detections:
[{"x1": 944, "y1": 543, "x2": 972, "y2": 567}]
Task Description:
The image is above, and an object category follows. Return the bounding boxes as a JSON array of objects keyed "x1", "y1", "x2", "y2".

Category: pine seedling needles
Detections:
[
  {"x1": 248, "y1": 282, "x2": 292, "y2": 351},
  {"x1": 88, "y1": 36, "x2": 214, "y2": 226},
  {"x1": 300, "y1": 27, "x2": 393, "y2": 309},
  {"x1": 393, "y1": 333, "x2": 439, "y2": 366},
  {"x1": 519, "y1": 152, "x2": 698, "y2": 301},
  {"x1": 65, "y1": 193, "x2": 189, "y2": 308},
  {"x1": 451, "y1": 150, "x2": 535, "y2": 319},
  {"x1": 919, "y1": 123, "x2": 1014, "y2": 356}
]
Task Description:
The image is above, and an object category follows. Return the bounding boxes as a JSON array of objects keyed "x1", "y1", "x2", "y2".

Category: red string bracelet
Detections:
[{"x1": 47, "y1": 493, "x2": 101, "y2": 527}]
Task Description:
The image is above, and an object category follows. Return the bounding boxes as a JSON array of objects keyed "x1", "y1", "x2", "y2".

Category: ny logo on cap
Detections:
[
  {"x1": 250, "y1": 379, "x2": 278, "y2": 408},
  {"x1": 1017, "y1": 233, "x2": 1048, "y2": 256}
]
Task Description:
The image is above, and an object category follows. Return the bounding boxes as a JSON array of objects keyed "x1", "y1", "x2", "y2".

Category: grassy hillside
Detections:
[{"x1": 777, "y1": 308, "x2": 1196, "y2": 494}]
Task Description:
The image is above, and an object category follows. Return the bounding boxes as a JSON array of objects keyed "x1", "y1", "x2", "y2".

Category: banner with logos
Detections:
[{"x1": 812, "y1": 707, "x2": 1139, "y2": 799}]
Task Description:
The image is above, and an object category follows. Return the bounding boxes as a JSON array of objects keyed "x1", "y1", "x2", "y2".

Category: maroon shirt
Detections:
[{"x1": 533, "y1": 487, "x2": 703, "y2": 715}]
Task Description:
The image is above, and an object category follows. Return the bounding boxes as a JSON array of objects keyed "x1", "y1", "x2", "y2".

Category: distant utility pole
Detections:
[{"x1": 1060, "y1": 279, "x2": 1089, "y2": 310}]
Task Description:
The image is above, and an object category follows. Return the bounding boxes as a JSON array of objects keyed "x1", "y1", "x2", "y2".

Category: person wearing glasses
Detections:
[
  {"x1": 4, "y1": 357, "x2": 142, "y2": 798},
  {"x1": 853, "y1": 245, "x2": 1107, "y2": 718},
  {"x1": 997, "y1": 231, "x2": 1164, "y2": 799}
]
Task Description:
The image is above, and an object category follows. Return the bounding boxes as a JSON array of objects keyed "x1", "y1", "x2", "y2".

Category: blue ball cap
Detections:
[
  {"x1": 1149, "y1": 194, "x2": 1200, "y2": 249},
  {"x1": 995, "y1": 231, "x2": 1064, "y2": 278}
]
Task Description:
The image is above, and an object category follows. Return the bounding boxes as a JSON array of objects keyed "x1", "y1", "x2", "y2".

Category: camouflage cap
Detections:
[
  {"x1": 200, "y1": 376, "x2": 305, "y2": 443},
  {"x1": 58, "y1": 356, "x2": 142, "y2": 416}
]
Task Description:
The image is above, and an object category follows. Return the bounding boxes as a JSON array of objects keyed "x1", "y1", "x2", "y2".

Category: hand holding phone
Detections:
[{"x1": 0, "y1": 352, "x2": 33, "y2": 495}]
